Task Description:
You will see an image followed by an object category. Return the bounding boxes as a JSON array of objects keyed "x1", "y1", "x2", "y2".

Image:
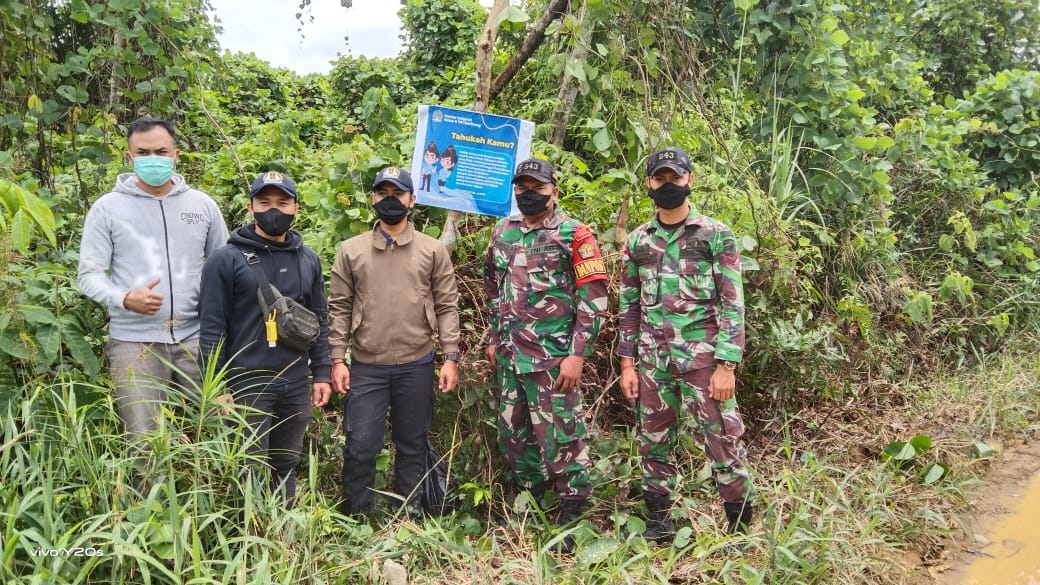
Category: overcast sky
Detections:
[{"x1": 207, "y1": 0, "x2": 405, "y2": 75}]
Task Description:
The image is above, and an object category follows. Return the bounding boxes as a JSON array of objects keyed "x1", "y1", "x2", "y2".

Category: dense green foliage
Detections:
[{"x1": 1, "y1": 0, "x2": 1039, "y2": 582}]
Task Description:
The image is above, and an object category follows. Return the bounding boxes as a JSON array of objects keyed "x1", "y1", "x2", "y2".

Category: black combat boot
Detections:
[
  {"x1": 527, "y1": 484, "x2": 547, "y2": 510},
  {"x1": 724, "y1": 501, "x2": 753, "y2": 535},
  {"x1": 550, "y1": 498, "x2": 584, "y2": 554},
  {"x1": 643, "y1": 492, "x2": 675, "y2": 544}
]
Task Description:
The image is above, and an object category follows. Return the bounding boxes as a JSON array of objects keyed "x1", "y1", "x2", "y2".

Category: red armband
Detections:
[{"x1": 572, "y1": 225, "x2": 607, "y2": 286}]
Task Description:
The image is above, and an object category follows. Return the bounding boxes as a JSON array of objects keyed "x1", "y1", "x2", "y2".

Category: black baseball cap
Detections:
[
  {"x1": 372, "y1": 166, "x2": 413, "y2": 192},
  {"x1": 512, "y1": 158, "x2": 557, "y2": 185},
  {"x1": 250, "y1": 170, "x2": 297, "y2": 199},
  {"x1": 646, "y1": 147, "x2": 692, "y2": 176}
]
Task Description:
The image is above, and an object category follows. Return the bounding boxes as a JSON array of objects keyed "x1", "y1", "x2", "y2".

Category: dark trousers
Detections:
[
  {"x1": 341, "y1": 360, "x2": 434, "y2": 514},
  {"x1": 235, "y1": 380, "x2": 313, "y2": 507}
]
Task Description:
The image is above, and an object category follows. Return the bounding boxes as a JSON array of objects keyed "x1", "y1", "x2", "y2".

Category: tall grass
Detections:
[{"x1": 2, "y1": 346, "x2": 1036, "y2": 583}]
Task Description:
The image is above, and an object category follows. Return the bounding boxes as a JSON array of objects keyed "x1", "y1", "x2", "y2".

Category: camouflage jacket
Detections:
[
  {"x1": 618, "y1": 206, "x2": 745, "y2": 372},
  {"x1": 484, "y1": 206, "x2": 609, "y2": 374}
]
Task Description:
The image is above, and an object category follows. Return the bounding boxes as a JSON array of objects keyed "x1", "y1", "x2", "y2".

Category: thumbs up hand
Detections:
[{"x1": 123, "y1": 278, "x2": 164, "y2": 315}]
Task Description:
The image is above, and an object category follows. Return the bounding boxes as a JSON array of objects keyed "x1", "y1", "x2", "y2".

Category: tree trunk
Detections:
[
  {"x1": 108, "y1": 27, "x2": 124, "y2": 116},
  {"x1": 546, "y1": 2, "x2": 589, "y2": 147},
  {"x1": 488, "y1": 0, "x2": 571, "y2": 103},
  {"x1": 473, "y1": 0, "x2": 508, "y2": 114},
  {"x1": 442, "y1": 0, "x2": 508, "y2": 250}
]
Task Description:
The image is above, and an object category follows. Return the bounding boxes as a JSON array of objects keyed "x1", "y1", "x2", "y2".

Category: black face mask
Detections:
[
  {"x1": 516, "y1": 189, "x2": 552, "y2": 216},
  {"x1": 648, "y1": 182, "x2": 690, "y2": 210},
  {"x1": 374, "y1": 196, "x2": 410, "y2": 225},
  {"x1": 253, "y1": 208, "x2": 295, "y2": 237}
]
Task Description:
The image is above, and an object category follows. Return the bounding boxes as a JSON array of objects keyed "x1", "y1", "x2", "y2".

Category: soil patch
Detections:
[{"x1": 912, "y1": 438, "x2": 1040, "y2": 584}]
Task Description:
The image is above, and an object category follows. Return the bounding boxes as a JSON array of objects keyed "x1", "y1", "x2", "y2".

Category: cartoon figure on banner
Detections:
[
  {"x1": 437, "y1": 145, "x2": 457, "y2": 195},
  {"x1": 420, "y1": 142, "x2": 439, "y2": 195}
]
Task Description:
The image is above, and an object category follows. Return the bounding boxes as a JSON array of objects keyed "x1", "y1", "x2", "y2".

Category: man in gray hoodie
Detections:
[{"x1": 78, "y1": 117, "x2": 229, "y2": 445}]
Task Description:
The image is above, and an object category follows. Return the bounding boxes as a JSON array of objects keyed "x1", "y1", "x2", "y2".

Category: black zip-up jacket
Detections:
[{"x1": 199, "y1": 225, "x2": 332, "y2": 392}]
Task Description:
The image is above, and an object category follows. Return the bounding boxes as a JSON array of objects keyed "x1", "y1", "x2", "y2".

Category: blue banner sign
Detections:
[{"x1": 411, "y1": 105, "x2": 534, "y2": 217}]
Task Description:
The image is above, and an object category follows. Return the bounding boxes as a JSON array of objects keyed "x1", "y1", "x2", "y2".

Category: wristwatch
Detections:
[
  {"x1": 717, "y1": 360, "x2": 739, "y2": 371},
  {"x1": 444, "y1": 352, "x2": 460, "y2": 362}
]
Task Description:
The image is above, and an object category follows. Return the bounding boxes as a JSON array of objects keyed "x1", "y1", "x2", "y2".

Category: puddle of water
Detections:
[{"x1": 963, "y1": 470, "x2": 1040, "y2": 585}]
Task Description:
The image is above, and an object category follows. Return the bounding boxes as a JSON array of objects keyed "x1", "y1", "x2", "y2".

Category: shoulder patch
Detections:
[{"x1": 571, "y1": 225, "x2": 607, "y2": 285}]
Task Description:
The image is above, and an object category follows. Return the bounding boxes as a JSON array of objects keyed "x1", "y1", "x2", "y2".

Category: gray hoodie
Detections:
[{"x1": 78, "y1": 173, "x2": 229, "y2": 343}]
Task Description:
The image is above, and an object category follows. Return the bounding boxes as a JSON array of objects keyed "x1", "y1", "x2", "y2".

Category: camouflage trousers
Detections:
[
  {"x1": 637, "y1": 364, "x2": 753, "y2": 504},
  {"x1": 496, "y1": 363, "x2": 592, "y2": 498}
]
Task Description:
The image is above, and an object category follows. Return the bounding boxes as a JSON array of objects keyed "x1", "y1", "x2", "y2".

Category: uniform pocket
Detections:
[
  {"x1": 526, "y1": 252, "x2": 564, "y2": 292},
  {"x1": 677, "y1": 259, "x2": 715, "y2": 301},
  {"x1": 637, "y1": 264, "x2": 660, "y2": 306}
]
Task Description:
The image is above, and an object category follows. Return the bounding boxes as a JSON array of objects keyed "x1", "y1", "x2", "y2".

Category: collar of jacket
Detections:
[
  {"x1": 370, "y1": 220, "x2": 415, "y2": 250},
  {"x1": 649, "y1": 205, "x2": 703, "y2": 233},
  {"x1": 509, "y1": 204, "x2": 566, "y2": 230}
]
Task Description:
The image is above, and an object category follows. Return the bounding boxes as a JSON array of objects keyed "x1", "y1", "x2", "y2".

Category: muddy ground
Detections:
[{"x1": 911, "y1": 439, "x2": 1040, "y2": 584}]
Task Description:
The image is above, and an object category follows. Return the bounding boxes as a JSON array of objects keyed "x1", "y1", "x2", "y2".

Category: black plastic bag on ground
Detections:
[{"x1": 420, "y1": 439, "x2": 455, "y2": 516}]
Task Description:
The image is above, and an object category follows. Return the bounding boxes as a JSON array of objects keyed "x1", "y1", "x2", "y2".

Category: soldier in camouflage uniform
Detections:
[
  {"x1": 484, "y1": 158, "x2": 609, "y2": 553},
  {"x1": 618, "y1": 146, "x2": 754, "y2": 543}
]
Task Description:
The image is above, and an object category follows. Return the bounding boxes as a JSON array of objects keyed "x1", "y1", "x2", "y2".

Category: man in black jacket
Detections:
[{"x1": 199, "y1": 170, "x2": 332, "y2": 507}]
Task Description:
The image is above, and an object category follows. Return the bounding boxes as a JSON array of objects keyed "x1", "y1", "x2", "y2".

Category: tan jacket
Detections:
[{"x1": 328, "y1": 221, "x2": 460, "y2": 365}]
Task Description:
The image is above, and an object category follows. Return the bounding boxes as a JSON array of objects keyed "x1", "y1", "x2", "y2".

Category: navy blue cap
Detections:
[
  {"x1": 250, "y1": 170, "x2": 297, "y2": 199},
  {"x1": 372, "y1": 166, "x2": 413, "y2": 192}
]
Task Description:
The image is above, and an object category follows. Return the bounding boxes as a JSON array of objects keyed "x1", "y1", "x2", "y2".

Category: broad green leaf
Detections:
[
  {"x1": 35, "y1": 324, "x2": 60, "y2": 363},
  {"x1": 638, "y1": 27, "x2": 655, "y2": 48},
  {"x1": 883, "y1": 441, "x2": 916, "y2": 461},
  {"x1": 602, "y1": 169, "x2": 636, "y2": 182},
  {"x1": 673, "y1": 526, "x2": 694, "y2": 548},
  {"x1": 64, "y1": 333, "x2": 100, "y2": 379},
  {"x1": 909, "y1": 434, "x2": 932, "y2": 454},
  {"x1": 0, "y1": 331, "x2": 33, "y2": 360},
  {"x1": 853, "y1": 136, "x2": 877, "y2": 149},
  {"x1": 734, "y1": 0, "x2": 754, "y2": 11},
  {"x1": 623, "y1": 515, "x2": 646, "y2": 537},
  {"x1": 494, "y1": 5, "x2": 529, "y2": 29},
  {"x1": 56, "y1": 85, "x2": 88, "y2": 104},
  {"x1": 902, "y1": 292, "x2": 933, "y2": 324},
  {"x1": 920, "y1": 463, "x2": 947, "y2": 485},
  {"x1": 16, "y1": 305, "x2": 56, "y2": 325},
  {"x1": 10, "y1": 209, "x2": 31, "y2": 254},
  {"x1": 575, "y1": 537, "x2": 618, "y2": 566},
  {"x1": 971, "y1": 442, "x2": 997, "y2": 458},
  {"x1": 830, "y1": 29, "x2": 850, "y2": 45},
  {"x1": 564, "y1": 59, "x2": 587, "y2": 83},
  {"x1": 592, "y1": 128, "x2": 611, "y2": 152},
  {"x1": 27, "y1": 94, "x2": 43, "y2": 113},
  {"x1": 989, "y1": 313, "x2": 1010, "y2": 335}
]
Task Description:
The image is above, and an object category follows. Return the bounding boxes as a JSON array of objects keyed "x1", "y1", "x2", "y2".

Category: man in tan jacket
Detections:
[{"x1": 329, "y1": 166, "x2": 461, "y2": 516}]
